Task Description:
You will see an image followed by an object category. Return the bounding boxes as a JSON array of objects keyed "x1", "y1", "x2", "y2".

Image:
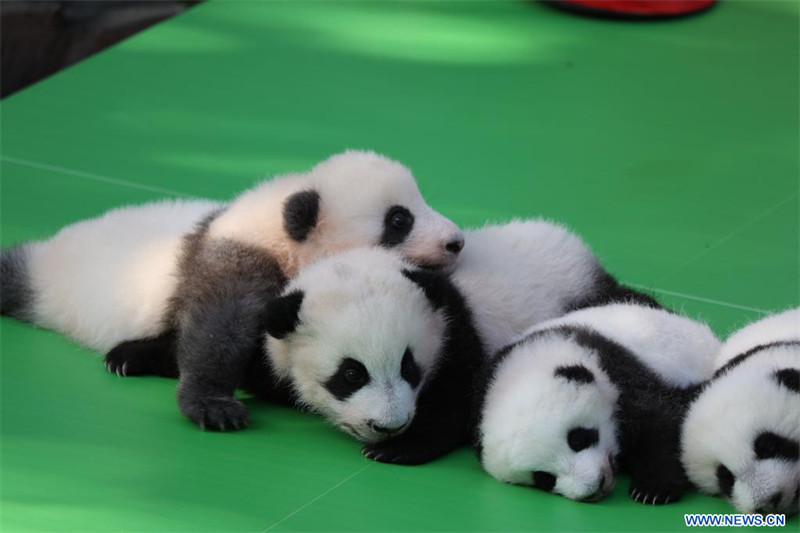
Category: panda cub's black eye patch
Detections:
[
  {"x1": 532, "y1": 471, "x2": 557, "y2": 492},
  {"x1": 567, "y1": 427, "x2": 599, "y2": 452},
  {"x1": 773, "y1": 368, "x2": 800, "y2": 394},
  {"x1": 325, "y1": 358, "x2": 370, "y2": 401},
  {"x1": 401, "y1": 347, "x2": 421, "y2": 388},
  {"x1": 716, "y1": 464, "x2": 735, "y2": 498},
  {"x1": 380, "y1": 206, "x2": 414, "y2": 247},
  {"x1": 754, "y1": 432, "x2": 799, "y2": 461},
  {"x1": 555, "y1": 365, "x2": 595, "y2": 384}
]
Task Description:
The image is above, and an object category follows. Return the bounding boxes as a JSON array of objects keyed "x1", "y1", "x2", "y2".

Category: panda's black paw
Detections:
[
  {"x1": 361, "y1": 439, "x2": 440, "y2": 466},
  {"x1": 105, "y1": 334, "x2": 179, "y2": 378},
  {"x1": 628, "y1": 481, "x2": 684, "y2": 505},
  {"x1": 104, "y1": 346, "x2": 148, "y2": 377},
  {"x1": 181, "y1": 396, "x2": 250, "y2": 432}
]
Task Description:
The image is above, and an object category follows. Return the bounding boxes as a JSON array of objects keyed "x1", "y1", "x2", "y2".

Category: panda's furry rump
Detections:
[
  {"x1": 1, "y1": 245, "x2": 33, "y2": 320},
  {"x1": 1, "y1": 199, "x2": 222, "y2": 352}
]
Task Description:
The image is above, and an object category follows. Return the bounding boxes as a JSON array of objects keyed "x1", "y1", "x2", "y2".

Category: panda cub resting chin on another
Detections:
[
  {"x1": 476, "y1": 303, "x2": 720, "y2": 504},
  {"x1": 1, "y1": 151, "x2": 465, "y2": 432},
  {"x1": 682, "y1": 308, "x2": 800, "y2": 516},
  {"x1": 128, "y1": 248, "x2": 485, "y2": 465}
]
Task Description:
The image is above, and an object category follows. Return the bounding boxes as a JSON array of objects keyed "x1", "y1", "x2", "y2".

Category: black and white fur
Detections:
[
  {"x1": 178, "y1": 247, "x2": 483, "y2": 464},
  {"x1": 452, "y1": 220, "x2": 659, "y2": 356},
  {"x1": 1, "y1": 151, "x2": 465, "y2": 431},
  {"x1": 475, "y1": 303, "x2": 720, "y2": 504},
  {"x1": 681, "y1": 308, "x2": 800, "y2": 515}
]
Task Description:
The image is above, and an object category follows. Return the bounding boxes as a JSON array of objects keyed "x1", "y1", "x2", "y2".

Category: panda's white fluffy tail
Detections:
[{"x1": 1, "y1": 245, "x2": 34, "y2": 321}]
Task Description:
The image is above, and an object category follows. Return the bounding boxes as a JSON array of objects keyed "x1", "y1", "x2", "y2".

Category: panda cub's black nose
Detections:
[
  {"x1": 368, "y1": 420, "x2": 406, "y2": 434},
  {"x1": 445, "y1": 238, "x2": 464, "y2": 254}
]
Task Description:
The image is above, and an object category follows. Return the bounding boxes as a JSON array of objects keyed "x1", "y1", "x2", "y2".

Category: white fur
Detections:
[
  {"x1": 452, "y1": 220, "x2": 602, "y2": 356},
  {"x1": 27, "y1": 199, "x2": 220, "y2": 351},
  {"x1": 16, "y1": 150, "x2": 461, "y2": 353},
  {"x1": 480, "y1": 332, "x2": 619, "y2": 500},
  {"x1": 480, "y1": 303, "x2": 720, "y2": 501},
  {"x1": 525, "y1": 303, "x2": 720, "y2": 387},
  {"x1": 208, "y1": 150, "x2": 463, "y2": 276},
  {"x1": 265, "y1": 248, "x2": 447, "y2": 443},
  {"x1": 716, "y1": 308, "x2": 800, "y2": 368},
  {"x1": 682, "y1": 310, "x2": 800, "y2": 515}
]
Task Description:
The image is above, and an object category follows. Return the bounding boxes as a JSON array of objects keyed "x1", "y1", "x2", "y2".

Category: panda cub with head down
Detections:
[
  {"x1": 682, "y1": 308, "x2": 799, "y2": 516},
  {"x1": 1, "y1": 151, "x2": 465, "y2": 432},
  {"x1": 476, "y1": 303, "x2": 720, "y2": 504},
  {"x1": 209, "y1": 247, "x2": 483, "y2": 464}
]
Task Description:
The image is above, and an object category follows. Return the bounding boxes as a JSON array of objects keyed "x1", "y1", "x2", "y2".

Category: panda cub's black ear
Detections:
[
  {"x1": 283, "y1": 190, "x2": 320, "y2": 242},
  {"x1": 262, "y1": 291, "x2": 304, "y2": 339},
  {"x1": 402, "y1": 269, "x2": 448, "y2": 310}
]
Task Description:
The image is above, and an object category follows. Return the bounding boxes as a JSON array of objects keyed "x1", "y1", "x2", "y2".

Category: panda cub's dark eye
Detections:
[
  {"x1": 391, "y1": 209, "x2": 411, "y2": 229},
  {"x1": 381, "y1": 206, "x2": 415, "y2": 247},
  {"x1": 716, "y1": 464, "x2": 735, "y2": 498},
  {"x1": 343, "y1": 364, "x2": 367, "y2": 385},
  {"x1": 401, "y1": 347, "x2": 421, "y2": 388},
  {"x1": 567, "y1": 427, "x2": 599, "y2": 452},
  {"x1": 324, "y1": 358, "x2": 370, "y2": 401}
]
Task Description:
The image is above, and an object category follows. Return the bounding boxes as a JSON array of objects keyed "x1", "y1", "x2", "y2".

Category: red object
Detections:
[{"x1": 547, "y1": 0, "x2": 717, "y2": 19}]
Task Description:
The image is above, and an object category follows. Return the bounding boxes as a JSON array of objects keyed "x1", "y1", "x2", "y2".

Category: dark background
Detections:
[{"x1": 1, "y1": 0, "x2": 199, "y2": 98}]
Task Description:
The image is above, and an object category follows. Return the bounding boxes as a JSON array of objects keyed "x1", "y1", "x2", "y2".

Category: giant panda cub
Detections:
[
  {"x1": 476, "y1": 303, "x2": 719, "y2": 504},
  {"x1": 451, "y1": 220, "x2": 660, "y2": 355},
  {"x1": 681, "y1": 308, "x2": 799, "y2": 515},
  {"x1": 199, "y1": 247, "x2": 483, "y2": 464},
  {"x1": 0, "y1": 151, "x2": 464, "y2": 431}
]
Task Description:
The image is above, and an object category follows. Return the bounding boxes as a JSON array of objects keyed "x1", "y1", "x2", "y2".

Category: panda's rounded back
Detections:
[
  {"x1": 521, "y1": 303, "x2": 721, "y2": 388},
  {"x1": 715, "y1": 308, "x2": 800, "y2": 368},
  {"x1": 451, "y1": 219, "x2": 602, "y2": 356}
]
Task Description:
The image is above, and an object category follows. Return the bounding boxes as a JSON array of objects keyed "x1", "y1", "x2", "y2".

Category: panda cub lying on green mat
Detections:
[
  {"x1": 0, "y1": 151, "x2": 466, "y2": 433},
  {"x1": 682, "y1": 308, "x2": 800, "y2": 515},
  {"x1": 476, "y1": 303, "x2": 720, "y2": 504},
  {"x1": 107, "y1": 219, "x2": 657, "y2": 464},
  {"x1": 477, "y1": 304, "x2": 799, "y2": 515}
]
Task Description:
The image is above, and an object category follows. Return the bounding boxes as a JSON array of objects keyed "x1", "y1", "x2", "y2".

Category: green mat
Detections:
[{"x1": 1, "y1": 1, "x2": 797, "y2": 531}]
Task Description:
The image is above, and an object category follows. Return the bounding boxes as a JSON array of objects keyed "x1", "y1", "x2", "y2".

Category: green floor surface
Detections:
[{"x1": 1, "y1": 1, "x2": 798, "y2": 531}]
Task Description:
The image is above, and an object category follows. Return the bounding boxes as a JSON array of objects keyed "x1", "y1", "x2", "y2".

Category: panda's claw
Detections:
[{"x1": 121, "y1": 362, "x2": 129, "y2": 377}]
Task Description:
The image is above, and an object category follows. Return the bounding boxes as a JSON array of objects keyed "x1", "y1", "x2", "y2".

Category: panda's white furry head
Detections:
[
  {"x1": 479, "y1": 331, "x2": 619, "y2": 502},
  {"x1": 210, "y1": 150, "x2": 464, "y2": 276},
  {"x1": 682, "y1": 343, "x2": 800, "y2": 515},
  {"x1": 263, "y1": 248, "x2": 447, "y2": 443}
]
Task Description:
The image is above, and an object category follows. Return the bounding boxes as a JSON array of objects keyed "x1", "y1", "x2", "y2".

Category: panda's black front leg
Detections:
[
  {"x1": 105, "y1": 331, "x2": 179, "y2": 378},
  {"x1": 171, "y1": 239, "x2": 287, "y2": 431},
  {"x1": 625, "y1": 414, "x2": 689, "y2": 505},
  {"x1": 361, "y1": 399, "x2": 471, "y2": 465},
  {"x1": 174, "y1": 283, "x2": 278, "y2": 431}
]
